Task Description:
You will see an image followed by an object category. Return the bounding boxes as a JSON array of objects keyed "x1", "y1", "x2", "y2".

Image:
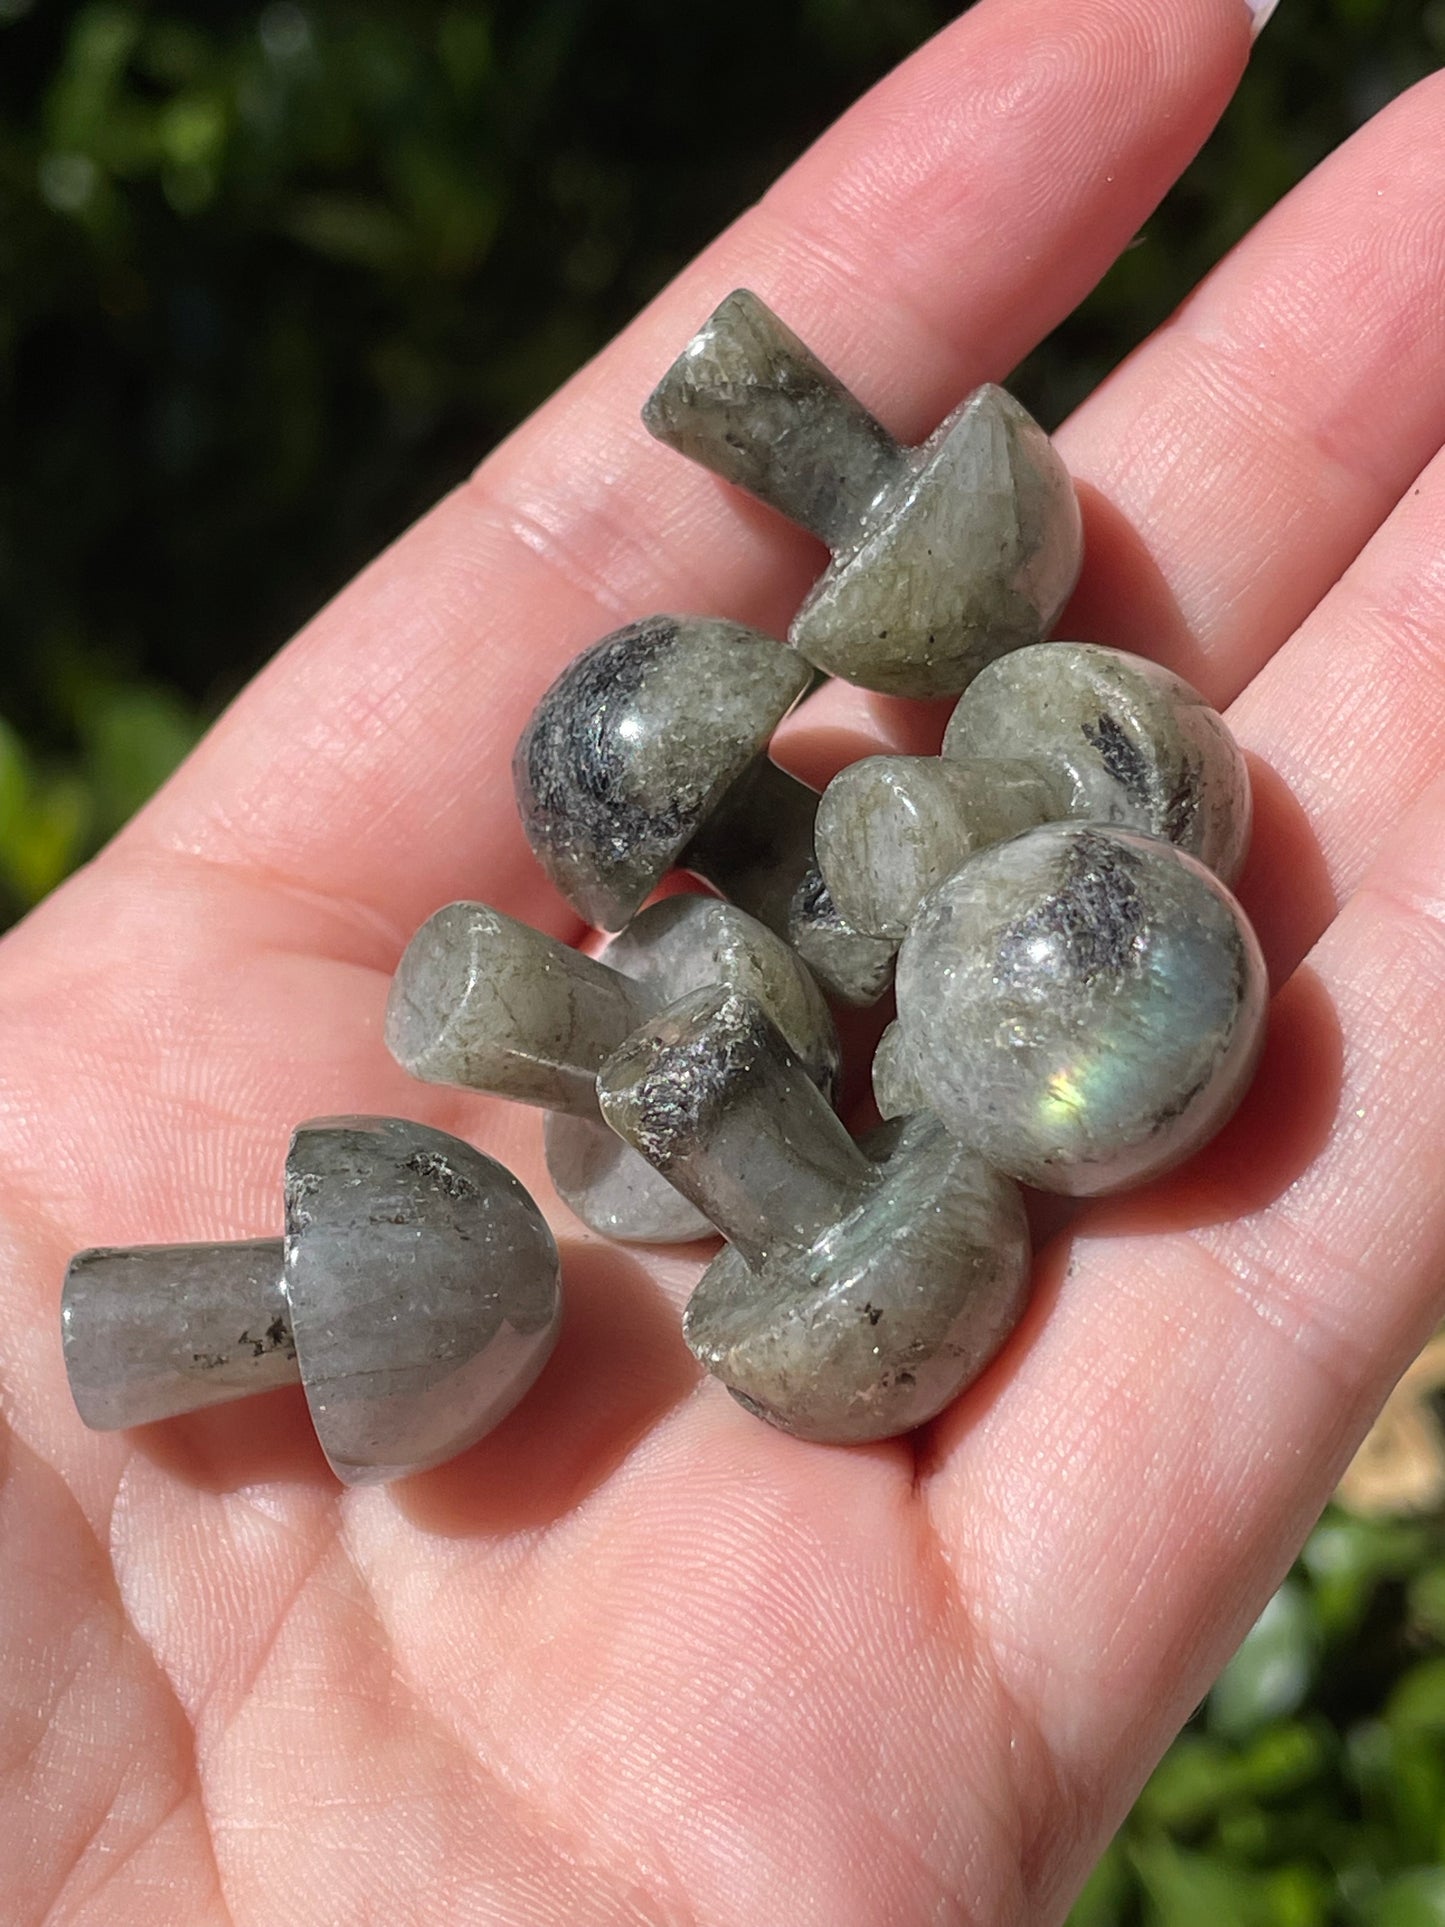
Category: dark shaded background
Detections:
[{"x1": 3, "y1": 1, "x2": 1445, "y2": 1917}]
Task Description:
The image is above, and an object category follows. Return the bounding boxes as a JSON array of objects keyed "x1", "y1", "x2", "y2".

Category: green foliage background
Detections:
[{"x1": 2, "y1": 0, "x2": 1444, "y2": 1915}]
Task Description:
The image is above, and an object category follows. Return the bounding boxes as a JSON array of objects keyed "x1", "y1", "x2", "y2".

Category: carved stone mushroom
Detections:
[
  {"x1": 61, "y1": 1117, "x2": 562, "y2": 1484},
  {"x1": 597, "y1": 986, "x2": 1032, "y2": 1444},
  {"x1": 513, "y1": 612, "x2": 895, "y2": 1002},
  {"x1": 890, "y1": 824, "x2": 1268, "y2": 1194},
  {"x1": 816, "y1": 642, "x2": 1252, "y2": 943},
  {"x1": 643, "y1": 289, "x2": 1083, "y2": 698},
  {"x1": 386, "y1": 894, "x2": 841, "y2": 1242}
]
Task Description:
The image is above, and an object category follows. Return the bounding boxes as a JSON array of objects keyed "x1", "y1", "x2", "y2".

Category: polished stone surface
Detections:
[
  {"x1": 387, "y1": 901, "x2": 655, "y2": 1117},
  {"x1": 817, "y1": 754, "x2": 1052, "y2": 943},
  {"x1": 682, "y1": 753, "x2": 896, "y2": 1006},
  {"x1": 63, "y1": 1238, "x2": 299, "y2": 1430},
  {"x1": 598, "y1": 987, "x2": 1031, "y2": 1443},
  {"x1": 817, "y1": 643, "x2": 1253, "y2": 942},
  {"x1": 871, "y1": 1019, "x2": 930, "y2": 1121},
  {"x1": 644, "y1": 290, "x2": 1082, "y2": 698},
  {"x1": 62, "y1": 1117, "x2": 562, "y2": 1483},
  {"x1": 387, "y1": 895, "x2": 840, "y2": 1243},
  {"x1": 514, "y1": 613, "x2": 809, "y2": 931},
  {"x1": 548, "y1": 894, "x2": 841, "y2": 1241},
  {"x1": 893, "y1": 825, "x2": 1268, "y2": 1194},
  {"x1": 787, "y1": 863, "x2": 898, "y2": 1008},
  {"x1": 944, "y1": 642, "x2": 1252, "y2": 882}
]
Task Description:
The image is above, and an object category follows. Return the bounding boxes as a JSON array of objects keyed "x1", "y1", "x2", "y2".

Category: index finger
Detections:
[{"x1": 130, "y1": 0, "x2": 1253, "y2": 945}]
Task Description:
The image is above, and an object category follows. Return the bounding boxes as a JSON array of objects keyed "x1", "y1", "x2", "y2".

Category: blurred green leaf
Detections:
[
  {"x1": 1210, "y1": 1583, "x2": 1320, "y2": 1741},
  {"x1": 1359, "y1": 1868, "x2": 1445, "y2": 1927}
]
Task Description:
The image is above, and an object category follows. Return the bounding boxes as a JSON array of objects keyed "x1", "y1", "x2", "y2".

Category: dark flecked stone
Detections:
[
  {"x1": 942, "y1": 643, "x2": 1252, "y2": 882},
  {"x1": 684, "y1": 757, "x2": 898, "y2": 1007},
  {"x1": 644, "y1": 290, "x2": 1083, "y2": 699},
  {"x1": 816, "y1": 642, "x2": 1253, "y2": 941},
  {"x1": 513, "y1": 614, "x2": 810, "y2": 931},
  {"x1": 893, "y1": 825, "x2": 1268, "y2": 1194},
  {"x1": 61, "y1": 1117, "x2": 561, "y2": 1484},
  {"x1": 597, "y1": 987, "x2": 1031, "y2": 1444},
  {"x1": 386, "y1": 895, "x2": 840, "y2": 1244}
]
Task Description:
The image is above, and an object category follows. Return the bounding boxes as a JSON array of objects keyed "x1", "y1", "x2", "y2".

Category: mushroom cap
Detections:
[
  {"x1": 682, "y1": 1114, "x2": 1031, "y2": 1444},
  {"x1": 789, "y1": 386, "x2": 1083, "y2": 699},
  {"x1": 546, "y1": 894, "x2": 842, "y2": 1243},
  {"x1": 943, "y1": 641, "x2": 1252, "y2": 884},
  {"x1": 894, "y1": 825, "x2": 1268, "y2": 1194},
  {"x1": 513, "y1": 615, "x2": 811, "y2": 931},
  {"x1": 284, "y1": 1117, "x2": 560, "y2": 1484}
]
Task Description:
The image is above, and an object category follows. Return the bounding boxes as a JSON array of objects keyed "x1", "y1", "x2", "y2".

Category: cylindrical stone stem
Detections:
[
  {"x1": 642, "y1": 289, "x2": 908, "y2": 549},
  {"x1": 816, "y1": 752, "x2": 1066, "y2": 939},
  {"x1": 683, "y1": 755, "x2": 820, "y2": 937},
  {"x1": 62, "y1": 1239, "x2": 298, "y2": 1431},
  {"x1": 385, "y1": 902, "x2": 664, "y2": 1118},
  {"x1": 598, "y1": 986, "x2": 875, "y2": 1272}
]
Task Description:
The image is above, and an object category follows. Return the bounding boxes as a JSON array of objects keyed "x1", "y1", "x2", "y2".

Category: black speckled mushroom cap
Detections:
[
  {"x1": 284, "y1": 1117, "x2": 561, "y2": 1484},
  {"x1": 943, "y1": 641, "x2": 1252, "y2": 885},
  {"x1": 682, "y1": 1113, "x2": 1031, "y2": 1445},
  {"x1": 513, "y1": 615, "x2": 811, "y2": 931}
]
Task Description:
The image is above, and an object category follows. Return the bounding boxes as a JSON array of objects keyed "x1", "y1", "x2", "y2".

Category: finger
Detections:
[
  {"x1": 781, "y1": 66, "x2": 1445, "y2": 774},
  {"x1": 923, "y1": 779, "x2": 1445, "y2": 1902},
  {"x1": 126, "y1": 0, "x2": 1252, "y2": 943},
  {"x1": 1226, "y1": 439, "x2": 1445, "y2": 975},
  {"x1": 1059, "y1": 68, "x2": 1445, "y2": 704}
]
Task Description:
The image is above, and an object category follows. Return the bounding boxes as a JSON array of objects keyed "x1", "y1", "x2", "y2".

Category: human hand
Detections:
[{"x1": 7, "y1": 1, "x2": 1445, "y2": 1918}]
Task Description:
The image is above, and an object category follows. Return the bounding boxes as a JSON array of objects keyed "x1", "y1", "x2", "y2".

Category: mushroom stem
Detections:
[
  {"x1": 598, "y1": 985, "x2": 875, "y2": 1272},
  {"x1": 642, "y1": 288, "x2": 908, "y2": 549},
  {"x1": 62, "y1": 1238, "x2": 298, "y2": 1431},
  {"x1": 385, "y1": 903, "x2": 663, "y2": 1119},
  {"x1": 817, "y1": 752, "x2": 1064, "y2": 940},
  {"x1": 683, "y1": 755, "x2": 820, "y2": 936}
]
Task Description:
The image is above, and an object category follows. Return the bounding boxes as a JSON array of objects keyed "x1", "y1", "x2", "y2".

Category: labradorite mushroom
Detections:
[
  {"x1": 62, "y1": 1118, "x2": 562, "y2": 1484},
  {"x1": 597, "y1": 986, "x2": 1032, "y2": 1443},
  {"x1": 816, "y1": 642, "x2": 1253, "y2": 943},
  {"x1": 643, "y1": 289, "x2": 1083, "y2": 698},
  {"x1": 892, "y1": 824, "x2": 1267, "y2": 1194}
]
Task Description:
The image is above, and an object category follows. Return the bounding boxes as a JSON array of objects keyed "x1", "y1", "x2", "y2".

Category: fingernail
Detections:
[{"x1": 1247, "y1": 0, "x2": 1280, "y2": 38}]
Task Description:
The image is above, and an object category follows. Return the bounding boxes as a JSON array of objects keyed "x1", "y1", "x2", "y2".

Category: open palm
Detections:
[{"x1": 8, "y1": 1, "x2": 1445, "y2": 1918}]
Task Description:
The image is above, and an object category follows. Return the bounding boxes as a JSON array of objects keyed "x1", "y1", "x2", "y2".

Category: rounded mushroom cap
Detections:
[
  {"x1": 944, "y1": 641, "x2": 1252, "y2": 884},
  {"x1": 682, "y1": 1113, "x2": 1031, "y2": 1444},
  {"x1": 545, "y1": 895, "x2": 842, "y2": 1244},
  {"x1": 789, "y1": 386, "x2": 1083, "y2": 699},
  {"x1": 284, "y1": 1117, "x2": 560, "y2": 1484},
  {"x1": 894, "y1": 825, "x2": 1267, "y2": 1194},
  {"x1": 513, "y1": 615, "x2": 811, "y2": 931}
]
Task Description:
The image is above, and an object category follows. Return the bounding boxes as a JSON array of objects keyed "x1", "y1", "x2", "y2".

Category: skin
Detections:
[{"x1": 6, "y1": 0, "x2": 1445, "y2": 1919}]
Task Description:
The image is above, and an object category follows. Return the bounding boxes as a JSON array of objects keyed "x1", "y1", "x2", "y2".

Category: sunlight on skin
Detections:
[{"x1": 9, "y1": 0, "x2": 1445, "y2": 1919}]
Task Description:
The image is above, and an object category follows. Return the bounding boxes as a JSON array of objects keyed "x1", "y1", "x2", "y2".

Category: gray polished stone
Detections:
[
  {"x1": 387, "y1": 895, "x2": 840, "y2": 1242},
  {"x1": 871, "y1": 1019, "x2": 930, "y2": 1122},
  {"x1": 787, "y1": 863, "x2": 898, "y2": 1008},
  {"x1": 512, "y1": 613, "x2": 891, "y2": 1003},
  {"x1": 61, "y1": 1117, "x2": 562, "y2": 1484},
  {"x1": 893, "y1": 825, "x2": 1268, "y2": 1194},
  {"x1": 817, "y1": 643, "x2": 1253, "y2": 942},
  {"x1": 513, "y1": 614, "x2": 809, "y2": 932},
  {"x1": 643, "y1": 289, "x2": 1082, "y2": 698},
  {"x1": 597, "y1": 987, "x2": 1031, "y2": 1443},
  {"x1": 683, "y1": 755, "x2": 897, "y2": 1006}
]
